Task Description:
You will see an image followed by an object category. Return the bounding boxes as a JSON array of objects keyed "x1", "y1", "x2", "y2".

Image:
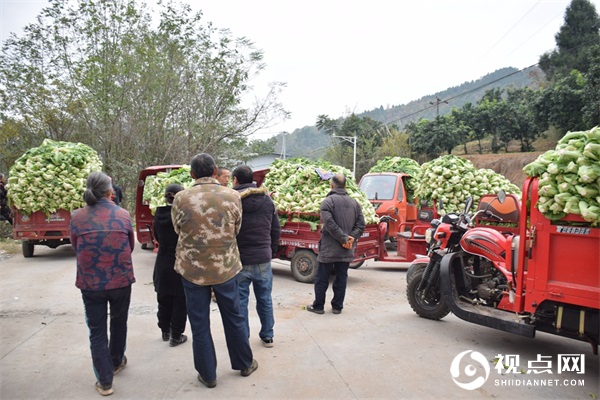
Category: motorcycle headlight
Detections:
[{"x1": 425, "y1": 228, "x2": 434, "y2": 244}]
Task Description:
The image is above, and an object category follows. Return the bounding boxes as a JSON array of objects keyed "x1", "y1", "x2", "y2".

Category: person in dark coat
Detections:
[
  {"x1": 232, "y1": 165, "x2": 281, "y2": 348},
  {"x1": 0, "y1": 173, "x2": 12, "y2": 225},
  {"x1": 307, "y1": 174, "x2": 365, "y2": 315},
  {"x1": 111, "y1": 183, "x2": 123, "y2": 206},
  {"x1": 153, "y1": 183, "x2": 188, "y2": 347}
]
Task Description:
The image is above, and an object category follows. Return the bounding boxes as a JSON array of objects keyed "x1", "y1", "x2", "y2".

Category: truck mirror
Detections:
[
  {"x1": 497, "y1": 190, "x2": 506, "y2": 204},
  {"x1": 464, "y1": 197, "x2": 473, "y2": 213}
]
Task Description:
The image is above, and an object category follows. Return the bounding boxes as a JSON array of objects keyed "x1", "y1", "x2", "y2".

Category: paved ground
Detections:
[{"x1": 0, "y1": 244, "x2": 598, "y2": 399}]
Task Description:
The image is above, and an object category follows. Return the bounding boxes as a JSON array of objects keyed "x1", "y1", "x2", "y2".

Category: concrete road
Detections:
[{"x1": 0, "y1": 244, "x2": 598, "y2": 399}]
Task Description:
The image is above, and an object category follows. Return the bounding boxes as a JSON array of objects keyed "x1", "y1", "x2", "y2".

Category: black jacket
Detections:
[
  {"x1": 317, "y1": 188, "x2": 365, "y2": 263},
  {"x1": 234, "y1": 183, "x2": 280, "y2": 265},
  {"x1": 152, "y1": 206, "x2": 184, "y2": 296}
]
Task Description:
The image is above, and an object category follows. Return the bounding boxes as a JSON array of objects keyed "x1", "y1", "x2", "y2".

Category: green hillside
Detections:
[{"x1": 275, "y1": 66, "x2": 544, "y2": 158}]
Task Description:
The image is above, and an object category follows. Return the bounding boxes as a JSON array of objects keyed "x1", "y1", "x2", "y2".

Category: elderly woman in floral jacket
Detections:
[{"x1": 70, "y1": 171, "x2": 135, "y2": 396}]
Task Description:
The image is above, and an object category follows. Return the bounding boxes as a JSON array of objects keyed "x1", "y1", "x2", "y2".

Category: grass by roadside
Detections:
[{"x1": 0, "y1": 223, "x2": 20, "y2": 255}]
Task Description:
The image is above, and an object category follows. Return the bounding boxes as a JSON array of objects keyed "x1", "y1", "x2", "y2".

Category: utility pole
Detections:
[
  {"x1": 332, "y1": 135, "x2": 357, "y2": 179},
  {"x1": 429, "y1": 96, "x2": 448, "y2": 117},
  {"x1": 281, "y1": 132, "x2": 287, "y2": 160}
]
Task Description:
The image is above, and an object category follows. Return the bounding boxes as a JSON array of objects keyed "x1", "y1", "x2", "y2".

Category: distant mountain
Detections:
[{"x1": 274, "y1": 66, "x2": 545, "y2": 159}]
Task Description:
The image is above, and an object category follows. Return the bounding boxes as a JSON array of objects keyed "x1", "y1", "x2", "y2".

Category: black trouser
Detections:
[
  {"x1": 313, "y1": 261, "x2": 349, "y2": 310},
  {"x1": 157, "y1": 293, "x2": 187, "y2": 338},
  {"x1": 81, "y1": 285, "x2": 131, "y2": 387}
]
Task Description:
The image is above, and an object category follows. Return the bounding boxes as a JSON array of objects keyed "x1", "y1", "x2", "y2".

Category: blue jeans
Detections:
[
  {"x1": 312, "y1": 262, "x2": 349, "y2": 311},
  {"x1": 237, "y1": 262, "x2": 275, "y2": 340},
  {"x1": 81, "y1": 285, "x2": 131, "y2": 387},
  {"x1": 182, "y1": 277, "x2": 253, "y2": 382}
]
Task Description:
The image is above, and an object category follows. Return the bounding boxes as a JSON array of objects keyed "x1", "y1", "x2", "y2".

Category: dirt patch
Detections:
[
  {"x1": 452, "y1": 133, "x2": 558, "y2": 188},
  {"x1": 463, "y1": 152, "x2": 543, "y2": 187}
]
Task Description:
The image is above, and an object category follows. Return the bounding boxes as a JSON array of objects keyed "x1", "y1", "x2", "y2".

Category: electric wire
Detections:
[{"x1": 385, "y1": 38, "x2": 598, "y2": 127}]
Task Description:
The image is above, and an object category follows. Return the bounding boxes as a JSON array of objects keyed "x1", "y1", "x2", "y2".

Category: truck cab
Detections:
[{"x1": 358, "y1": 172, "x2": 417, "y2": 241}]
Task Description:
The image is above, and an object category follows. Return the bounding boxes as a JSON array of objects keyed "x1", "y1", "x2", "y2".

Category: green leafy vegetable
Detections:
[
  {"x1": 523, "y1": 126, "x2": 600, "y2": 224},
  {"x1": 414, "y1": 155, "x2": 521, "y2": 214},
  {"x1": 7, "y1": 139, "x2": 103, "y2": 215}
]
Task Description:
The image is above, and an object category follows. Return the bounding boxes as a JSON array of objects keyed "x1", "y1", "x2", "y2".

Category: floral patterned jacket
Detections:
[{"x1": 70, "y1": 198, "x2": 136, "y2": 291}]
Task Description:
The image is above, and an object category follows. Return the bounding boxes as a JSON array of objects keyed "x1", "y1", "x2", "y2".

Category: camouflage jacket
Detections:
[{"x1": 171, "y1": 177, "x2": 242, "y2": 285}]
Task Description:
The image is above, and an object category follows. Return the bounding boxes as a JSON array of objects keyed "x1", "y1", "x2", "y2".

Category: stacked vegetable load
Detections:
[
  {"x1": 7, "y1": 139, "x2": 103, "y2": 214},
  {"x1": 523, "y1": 126, "x2": 600, "y2": 224},
  {"x1": 414, "y1": 155, "x2": 521, "y2": 214},
  {"x1": 144, "y1": 166, "x2": 192, "y2": 214},
  {"x1": 369, "y1": 156, "x2": 421, "y2": 202},
  {"x1": 263, "y1": 158, "x2": 379, "y2": 225}
]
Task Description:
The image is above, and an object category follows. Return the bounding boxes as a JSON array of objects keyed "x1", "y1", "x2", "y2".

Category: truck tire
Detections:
[
  {"x1": 291, "y1": 250, "x2": 318, "y2": 283},
  {"x1": 406, "y1": 267, "x2": 450, "y2": 320},
  {"x1": 22, "y1": 241, "x2": 34, "y2": 258},
  {"x1": 406, "y1": 263, "x2": 427, "y2": 285},
  {"x1": 349, "y1": 261, "x2": 365, "y2": 269}
]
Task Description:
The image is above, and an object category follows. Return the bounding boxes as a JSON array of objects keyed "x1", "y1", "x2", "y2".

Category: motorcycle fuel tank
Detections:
[{"x1": 460, "y1": 227, "x2": 510, "y2": 263}]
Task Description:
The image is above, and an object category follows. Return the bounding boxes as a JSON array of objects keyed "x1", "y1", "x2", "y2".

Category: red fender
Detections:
[{"x1": 410, "y1": 256, "x2": 430, "y2": 267}]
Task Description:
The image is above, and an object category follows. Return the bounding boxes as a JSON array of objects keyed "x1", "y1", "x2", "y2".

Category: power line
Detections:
[
  {"x1": 386, "y1": 38, "x2": 596, "y2": 127},
  {"x1": 472, "y1": 1, "x2": 542, "y2": 69},
  {"x1": 504, "y1": 8, "x2": 565, "y2": 60}
]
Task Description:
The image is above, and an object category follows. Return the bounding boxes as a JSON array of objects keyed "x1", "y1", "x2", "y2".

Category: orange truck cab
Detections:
[{"x1": 357, "y1": 172, "x2": 417, "y2": 241}]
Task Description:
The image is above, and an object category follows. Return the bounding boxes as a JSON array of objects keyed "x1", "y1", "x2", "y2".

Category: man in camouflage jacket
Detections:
[{"x1": 171, "y1": 153, "x2": 257, "y2": 388}]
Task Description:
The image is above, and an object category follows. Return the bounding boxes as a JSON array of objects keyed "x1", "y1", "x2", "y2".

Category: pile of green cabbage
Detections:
[
  {"x1": 7, "y1": 139, "x2": 103, "y2": 214},
  {"x1": 263, "y1": 158, "x2": 379, "y2": 225},
  {"x1": 523, "y1": 126, "x2": 600, "y2": 224},
  {"x1": 368, "y1": 156, "x2": 422, "y2": 202},
  {"x1": 415, "y1": 155, "x2": 521, "y2": 214},
  {"x1": 143, "y1": 166, "x2": 192, "y2": 214}
]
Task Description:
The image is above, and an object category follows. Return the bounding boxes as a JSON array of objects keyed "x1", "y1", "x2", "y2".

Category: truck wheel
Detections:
[
  {"x1": 349, "y1": 261, "x2": 365, "y2": 269},
  {"x1": 406, "y1": 263, "x2": 427, "y2": 285},
  {"x1": 22, "y1": 242, "x2": 34, "y2": 258},
  {"x1": 406, "y1": 268, "x2": 449, "y2": 320},
  {"x1": 291, "y1": 250, "x2": 318, "y2": 283}
]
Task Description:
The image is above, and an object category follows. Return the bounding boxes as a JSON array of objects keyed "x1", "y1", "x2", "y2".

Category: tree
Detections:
[
  {"x1": 405, "y1": 116, "x2": 460, "y2": 160},
  {"x1": 0, "y1": 0, "x2": 288, "y2": 206},
  {"x1": 539, "y1": 0, "x2": 600, "y2": 81},
  {"x1": 449, "y1": 105, "x2": 476, "y2": 154},
  {"x1": 534, "y1": 70, "x2": 587, "y2": 135},
  {"x1": 376, "y1": 127, "x2": 411, "y2": 160},
  {"x1": 318, "y1": 113, "x2": 386, "y2": 179},
  {"x1": 582, "y1": 45, "x2": 600, "y2": 127},
  {"x1": 504, "y1": 88, "x2": 541, "y2": 152},
  {"x1": 315, "y1": 114, "x2": 339, "y2": 135},
  {"x1": 224, "y1": 137, "x2": 277, "y2": 167},
  {"x1": 473, "y1": 89, "x2": 507, "y2": 153}
]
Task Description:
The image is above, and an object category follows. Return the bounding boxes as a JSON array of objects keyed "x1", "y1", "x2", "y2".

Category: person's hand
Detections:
[{"x1": 342, "y1": 236, "x2": 354, "y2": 249}]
